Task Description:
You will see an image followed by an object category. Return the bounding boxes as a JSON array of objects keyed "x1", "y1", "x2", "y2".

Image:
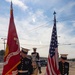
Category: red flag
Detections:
[
  {"x1": 2, "y1": 2, "x2": 20, "y2": 75},
  {"x1": 45, "y1": 12, "x2": 60, "y2": 75}
]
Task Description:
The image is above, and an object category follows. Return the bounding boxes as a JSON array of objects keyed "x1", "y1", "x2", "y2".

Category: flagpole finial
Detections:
[
  {"x1": 11, "y1": 0, "x2": 13, "y2": 9},
  {"x1": 53, "y1": 11, "x2": 56, "y2": 23},
  {"x1": 53, "y1": 11, "x2": 56, "y2": 15}
]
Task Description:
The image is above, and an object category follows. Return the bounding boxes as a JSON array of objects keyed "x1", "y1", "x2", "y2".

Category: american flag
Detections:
[{"x1": 45, "y1": 12, "x2": 60, "y2": 75}]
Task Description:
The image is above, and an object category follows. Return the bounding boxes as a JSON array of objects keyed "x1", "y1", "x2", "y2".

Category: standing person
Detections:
[
  {"x1": 17, "y1": 47, "x2": 33, "y2": 75},
  {"x1": 59, "y1": 54, "x2": 69, "y2": 75},
  {"x1": 31, "y1": 48, "x2": 42, "y2": 75}
]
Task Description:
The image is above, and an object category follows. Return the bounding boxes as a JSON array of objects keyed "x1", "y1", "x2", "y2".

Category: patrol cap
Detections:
[
  {"x1": 60, "y1": 54, "x2": 68, "y2": 60},
  {"x1": 21, "y1": 47, "x2": 29, "y2": 54}
]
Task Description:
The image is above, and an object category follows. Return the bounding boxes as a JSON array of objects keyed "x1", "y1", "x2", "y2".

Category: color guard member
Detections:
[
  {"x1": 17, "y1": 47, "x2": 33, "y2": 75},
  {"x1": 31, "y1": 48, "x2": 42, "y2": 75},
  {"x1": 59, "y1": 54, "x2": 69, "y2": 75}
]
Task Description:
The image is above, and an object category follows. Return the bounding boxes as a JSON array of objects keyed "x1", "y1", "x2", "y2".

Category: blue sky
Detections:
[{"x1": 0, "y1": 0, "x2": 75, "y2": 58}]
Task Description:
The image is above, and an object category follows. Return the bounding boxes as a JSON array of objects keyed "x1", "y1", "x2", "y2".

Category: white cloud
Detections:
[
  {"x1": 15, "y1": 10, "x2": 49, "y2": 41},
  {"x1": 0, "y1": 17, "x2": 9, "y2": 35},
  {"x1": 0, "y1": 0, "x2": 75, "y2": 58},
  {"x1": 6, "y1": 0, "x2": 28, "y2": 10},
  {"x1": 14, "y1": 9, "x2": 75, "y2": 58},
  {"x1": 73, "y1": 22, "x2": 75, "y2": 27},
  {"x1": 57, "y1": 22, "x2": 75, "y2": 44},
  {"x1": 0, "y1": 17, "x2": 9, "y2": 49},
  {"x1": 57, "y1": 1, "x2": 75, "y2": 16}
]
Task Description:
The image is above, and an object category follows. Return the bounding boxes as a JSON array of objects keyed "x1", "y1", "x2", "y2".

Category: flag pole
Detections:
[{"x1": 11, "y1": 1, "x2": 12, "y2": 9}]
